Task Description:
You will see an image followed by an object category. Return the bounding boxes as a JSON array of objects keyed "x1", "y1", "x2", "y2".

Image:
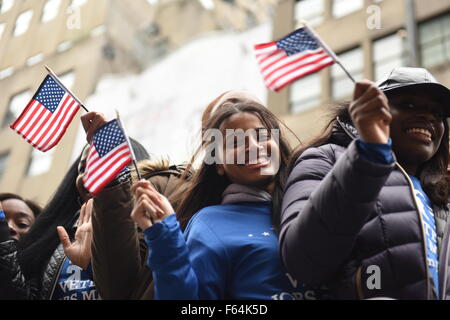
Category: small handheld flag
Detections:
[
  {"x1": 254, "y1": 26, "x2": 335, "y2": 91},
  {"x1": 115, "y1": 110, "x2": 142, "y2": 181},
  {"x1": 82, "y1": 119, "x2": 132, "y2": 196},
  {"x1": 10, "y1": 75, "x2": 81, "y2": 152}
]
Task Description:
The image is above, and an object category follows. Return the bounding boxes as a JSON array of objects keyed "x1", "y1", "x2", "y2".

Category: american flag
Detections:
[
  {"x1": 254, "y1": 27, "x2": 335, "y2": 91},
  {"x1": 83, "y1": 119, "x2": 132, "y2": 196},
  {"x1": 10, "y1": 75, "x2": 81, "y2": 152}
]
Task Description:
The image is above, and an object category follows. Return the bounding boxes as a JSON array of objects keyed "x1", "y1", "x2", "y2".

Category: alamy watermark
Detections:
[
  {"x1": 203, "y1": 128, "x2": 280, "y2": 176},
  {"x1": 366, "y1": 265, "x2": 381, "y2": 290},
  {"x1": 367, "y1": 5, "x2": 382, "y2": 30},
  {"x1": 66, "y1": 5, "x2": 81, "y2": 30}
]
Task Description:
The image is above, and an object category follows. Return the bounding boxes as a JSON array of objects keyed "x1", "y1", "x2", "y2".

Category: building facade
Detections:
[
  {"x1": 268, "y1": 0, "x2": 450, "y2": 146},
  {"x1": 0, "y1": 0, "x2": 276, "y2": 204}
]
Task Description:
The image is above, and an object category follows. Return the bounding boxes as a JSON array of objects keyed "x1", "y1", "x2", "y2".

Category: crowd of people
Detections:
[{"x1": 1, "y1": 66, "x2": 450, "y2": 300}]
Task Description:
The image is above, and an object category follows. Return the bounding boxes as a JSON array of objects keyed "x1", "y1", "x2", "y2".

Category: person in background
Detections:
[
  {"x1": 0, "y1": 138, "x2": 149, "y2": 300},
  {"x1": 0, "y1": 193, "x2": 42, "y2": 242},
  {"x1": 280, "y1": 67, "x2": 450, "y2": 299}
]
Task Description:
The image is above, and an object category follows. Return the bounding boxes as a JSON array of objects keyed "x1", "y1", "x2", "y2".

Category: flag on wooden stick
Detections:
[
  {"x1": 82, "y1": 119, "x2": 132, "y2": 195},
  {"x1": 10, "y1": 75, "x2": 81, "y2": 152},
  {"x1": 254, "y1": 24, "x2": 355, "y2": 91}
]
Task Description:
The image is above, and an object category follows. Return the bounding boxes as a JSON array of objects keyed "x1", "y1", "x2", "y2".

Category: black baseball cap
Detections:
[{"x1": 377, "y1": 67, "x2": 450, "y2": 115}]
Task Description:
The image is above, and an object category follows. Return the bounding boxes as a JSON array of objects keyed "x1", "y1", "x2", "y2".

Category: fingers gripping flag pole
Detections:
[{"x1": 116, "y1": 110, "x2": 142, "y2": 181}]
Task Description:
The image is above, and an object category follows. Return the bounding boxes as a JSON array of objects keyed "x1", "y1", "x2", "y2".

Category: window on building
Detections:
[
  {"x1": 295, "y1": 0, "x2": 324, "y2": 27},
  {"x1": 0, "y1": 152, "x2": 9, "y2": 181},
  {"x1": 419, "y1": 13, "x2": 450, "y2": 69},
  {"x1": 290, "y1": 73, "x2": 322, "y2": 113},
  {"x1": 27, "y1": 148, "x2": 54, "y2": 177},
  {"x1": 90, "y1": 24, "x2": 106, "y2": 37},
  {"x1": 198, "y1": 0, "x2": 214, "y2": 10},
  {"x1": 26, "y1": 53, "x2": 44, "y2": 67},
  {"x1": 57, "y1": 40, "x2": 73, "y2": 53},
  {"x1": 13, "y1": 10, "x2": 33, "y2": 36},
  {"x1": 70, "y1": 0, "x2": 87, "y2": 8},
  {"x1": 0, "y1": 66, "x2": 14, "y2": 80},
  {"x1": 332, "y1": 47, "x2": 364, "y2": 100},
  {"x1": 0, "y1": 0, "x2": 14, "y2": 14},
  {"x1": 373, "y1": 32, "x2": 407, "y2": 81},
  {"x1": 59, "y1": 71, "x2": 75, "y2": 90},
  {"x1": 0, "y1": 24, "x2": 5, "y2": 39},
  {"x1": 332, "y1": 0, "x2": 364, "y2": 18},
  {"x1": 41, "y1": 0, "x2": 62, "y2": 23},
  {"x1": 2, "y1": 90, "x2": 31, "y2": 128}
]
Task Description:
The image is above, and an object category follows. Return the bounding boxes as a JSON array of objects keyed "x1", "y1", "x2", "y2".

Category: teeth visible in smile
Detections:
[{"x1": 406, "y1": 128, "x2": 432, "y2": 138}]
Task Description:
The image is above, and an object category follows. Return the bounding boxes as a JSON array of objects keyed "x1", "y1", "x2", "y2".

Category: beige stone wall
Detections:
[
  {"x1": 0, "y1": 0, "x2": 111, "y2": 204},
  {"x1": 0, "y1": 0, "x2": 278, "y2": 204}
]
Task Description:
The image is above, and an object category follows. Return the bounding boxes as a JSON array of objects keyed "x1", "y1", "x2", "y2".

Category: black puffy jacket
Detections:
[
  {"x1": 0, "y1": 217, "x2": 75, "y2": 300},
  {"x1": 280, "y1": 119, "x2": 450, "y2": 300}
]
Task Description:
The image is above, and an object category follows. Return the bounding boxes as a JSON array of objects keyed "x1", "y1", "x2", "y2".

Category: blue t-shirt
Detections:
[
  {"x1": 410, "y1": 175, "x2": 440, "y2": 298},
  {"x1": 0, "y1": 210, "x2": 5, "y2": 220},
  {"x1": 52, "y1": 258, "x2": 101, "y2": 300},
  {"x1": 144, "y1": 202, "x2": 330, "y2": 300}
]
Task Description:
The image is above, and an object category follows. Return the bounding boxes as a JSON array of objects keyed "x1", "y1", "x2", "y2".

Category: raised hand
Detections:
[
  {"x1": 57, "y1": 199, "x2": 94, "y2": 270},
  {"x1": 130, "y1": 180, "x2": 175, "y2": 230},
  {"x1": 349, "y1": 80, "x2": 391, "y2": 144},
  {"x1": 80, "y1": 112, "x2": 108, "y2": 144}
]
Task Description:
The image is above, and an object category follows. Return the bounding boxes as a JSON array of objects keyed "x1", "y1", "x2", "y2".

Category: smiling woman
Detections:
[
  {"x1": 280, "y1": 67, "x2": 450, "y2": 300},
  {"x1": 129, "y1": 97, "x2": 331, "y2": 300}
]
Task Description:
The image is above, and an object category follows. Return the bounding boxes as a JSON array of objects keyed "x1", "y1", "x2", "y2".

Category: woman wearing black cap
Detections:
[{"x1": 280, "y1": 67, "x2": 450, "y2": 299}]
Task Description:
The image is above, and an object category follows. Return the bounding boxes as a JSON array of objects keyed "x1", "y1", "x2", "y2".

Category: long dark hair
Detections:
[
  {"x1": 172, "y1": 101, "x2": 293, "y2": 231},
  {"x1": 17, "y1": 155, "x2": 82, "y2": 279},
  {"x1": 289, "y1": 103, "x2": 450, "y2": 207},
  {"x1": 17, "y1": 138, "x2": 150, "y2": 279},
  {"x1": 417, "y1": 121, "x2": 449, "y2": 207},
  {"x1": 0, "y1": 193, "x2": 42, "y2": 218}
]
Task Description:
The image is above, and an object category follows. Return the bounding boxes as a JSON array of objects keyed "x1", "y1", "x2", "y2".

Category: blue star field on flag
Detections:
[
  {"x1": 93, "y1": 120, "x2": 127, "y2": 158},
  {"x1": 34, "y1": 76, "x2": 66, "y2": 113},
  {"x1": 276, "y1": 28, "x2": 319, "y2": 56}
]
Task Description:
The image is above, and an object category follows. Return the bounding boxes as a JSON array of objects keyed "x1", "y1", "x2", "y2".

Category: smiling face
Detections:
[
  {"x1": 2, "y1": 198, "x2": 36, "y2": 242},
  {"x1": 216, "y1": 112, "x2": 280, "y2": 192},
  {"x1": 388, "y1": 89, "x2": 447, "y2": 174}
]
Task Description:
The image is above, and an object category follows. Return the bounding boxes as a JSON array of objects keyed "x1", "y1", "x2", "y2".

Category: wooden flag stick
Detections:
[
  {"x1": 115, "y1": 110, "x2": 142, "y2": 181},
  {"x1": 44, "y1": 65, "x2": 90, "y2": 112},
  {"x1": 301, "y1": 22, "x2": 356, "y2": 84}
]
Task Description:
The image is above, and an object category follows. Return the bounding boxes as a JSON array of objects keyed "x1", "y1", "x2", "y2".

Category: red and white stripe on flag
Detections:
[
  {"x1": 254, "y1": 42, "x2": 335, "y2": 92},
  {"x1": 10, "y1": 76, "x2": 80, "y2": 152},
  {"x1": 82, "y1": 142, "x2": 132, "y2": 196},
  {"x1": 254, "y1": 28, "x2": 335, "y2": 91}
]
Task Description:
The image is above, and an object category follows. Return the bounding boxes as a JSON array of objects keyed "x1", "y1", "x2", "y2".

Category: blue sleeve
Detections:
[
  {"x1": 143, "y1": 213, "x2": 228, "y2": 300},
  {"x1": 357, "y1": 138, "x2": 394, "y2": 164},
  {"x1": 0, "y1": 210, "x2": 10, "y2": 242}
]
